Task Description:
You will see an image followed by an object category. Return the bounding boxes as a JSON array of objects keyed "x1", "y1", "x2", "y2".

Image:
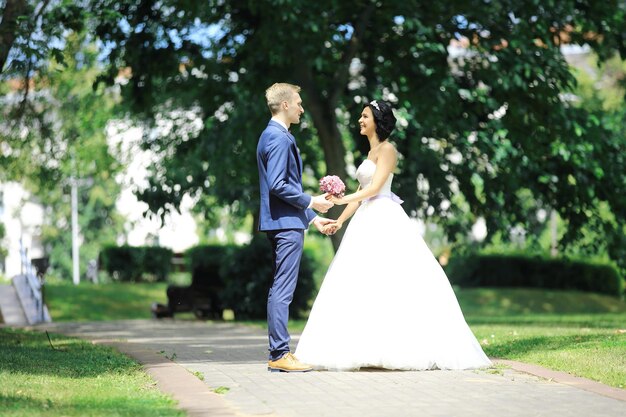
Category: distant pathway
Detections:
[{"x1": 37, "y1": 320, "x2": 625, "y2": 417}]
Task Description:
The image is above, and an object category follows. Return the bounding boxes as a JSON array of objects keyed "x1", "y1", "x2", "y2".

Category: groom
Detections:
[{"x1": 257, "y1": 83, "x2": 334, "y2": 372}]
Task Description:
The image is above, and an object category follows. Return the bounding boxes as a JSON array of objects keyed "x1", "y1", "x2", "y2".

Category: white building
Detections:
[
  {"x1": 0, "y1": 121, "x2": 202, "y2": 280},
  {"x1": 0, "y1": 183, "x2": 45, "y2": 278},
  {"x1": 107, "y1": 121, "x2": 200, "y2": 253}
]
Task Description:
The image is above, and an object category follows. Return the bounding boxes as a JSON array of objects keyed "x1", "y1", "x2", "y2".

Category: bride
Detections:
[{"x1": 294, "y1": 100, "x2": 491, "y2": 371}]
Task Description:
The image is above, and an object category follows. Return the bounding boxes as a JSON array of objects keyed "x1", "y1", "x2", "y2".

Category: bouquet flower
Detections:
[{"x1": 319, "y1": 175, "x2": 346, "y2": 197}]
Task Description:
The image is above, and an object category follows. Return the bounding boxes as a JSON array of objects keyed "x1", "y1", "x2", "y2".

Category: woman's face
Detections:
[{"x1": 358, "y1": 106, "x2": 376, "y2": 137}]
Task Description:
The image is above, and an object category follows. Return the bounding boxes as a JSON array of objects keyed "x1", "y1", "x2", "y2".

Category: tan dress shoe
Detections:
[{"x1": 268, "y1": 352, "x2": 313, "y2": 372}]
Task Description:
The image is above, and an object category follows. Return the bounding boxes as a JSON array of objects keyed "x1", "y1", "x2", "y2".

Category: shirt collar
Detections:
[{"x1": 271, "y1": 117, "x2": 289, "y2": 132}]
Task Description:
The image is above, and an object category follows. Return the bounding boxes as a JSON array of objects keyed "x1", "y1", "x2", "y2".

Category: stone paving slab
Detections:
[
  {"x1": 35, "y1": 320, "x2": 626, "y2": 417},
  {"x1": 0, "y1": 284, "x2": 28, "y2": 325},
  {"x1": 99, "y1": 341, "x2": 240, "y2": 417}
]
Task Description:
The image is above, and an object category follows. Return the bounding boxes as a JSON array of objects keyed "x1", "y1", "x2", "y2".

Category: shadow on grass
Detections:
[
  {"x1": 466, "y1": 313, "x2": 625, "y2": 329},
  {"x1": 0, "y1": 393, "x2": 184, "y2": 417},
  {"x1": 455, "y1": 288, "x2": 626, "y2": 317},
  {"x1": 0, "y1": 328, "x2": 142, "y2": 378},
  {"x1": 482, "y1": 332, "x2": 619, "y2": 358}
]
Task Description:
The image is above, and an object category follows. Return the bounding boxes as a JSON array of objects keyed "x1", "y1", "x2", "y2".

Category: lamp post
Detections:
[
  {"x1": 68, "y1": 150, "x2": 93, "y2": 286},
  {"x1": 68, "y1": 175, "x2": 93, "y2": 286},
  {"x1": 550, "y1": 209, "x2": 558, "y2": 257},
  {"x1": 70, "y1": 175, "x2": 79, "y2": 285}
]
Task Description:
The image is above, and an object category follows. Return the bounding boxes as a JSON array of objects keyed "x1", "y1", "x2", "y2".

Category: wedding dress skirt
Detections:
[{"x1": 295, "y1": 159, "x2": 491, "y2": 371}]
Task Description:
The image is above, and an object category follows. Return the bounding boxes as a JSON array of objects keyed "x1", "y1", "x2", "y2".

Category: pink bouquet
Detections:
[{"x1": 319, "y1": 175, "x2": 346, "y2": 197}]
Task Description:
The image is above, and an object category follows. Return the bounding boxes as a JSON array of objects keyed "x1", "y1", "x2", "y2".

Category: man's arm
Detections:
[
  {"x1": 306, "y1": 208, "x2": 317, "y2": 224},
  {"x1": 265, "y1": 135, "x2": 333, "y2": 213},
  {"x1": 265, "y1": 135, "x2": 311, "y2": 209}
]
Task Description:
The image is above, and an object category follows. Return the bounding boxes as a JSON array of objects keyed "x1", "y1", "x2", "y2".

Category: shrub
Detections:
[
  {"x1": 173, "y1": 245, "x2": 238, "y2": 318},
  {"x1": 100, "y1": 246, "x2": 173, "y2": 282},
  {"x1": 446, "y1": 253, "x2": 624, "y2": 297},
  {"x1": 142, "y1": 247, "x2": 175, "y2": 282},
  {"x1": 219, "y1": 235, "x2": 317, "y2": 319},
  {"x1": 185, "y1": 244, "x2": 237, "y2": 290}
]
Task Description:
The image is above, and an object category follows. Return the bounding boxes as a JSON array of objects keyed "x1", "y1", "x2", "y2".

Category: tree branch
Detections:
[
  {"x1": 329, "y1": 2, "x2": 376, "y2": 107},
  {"x1": 0, "y1": 0, "x2": 28, "y2": 73},
  {"x1": 32, "y1": 0, "x2": 51, "y2": 25}
]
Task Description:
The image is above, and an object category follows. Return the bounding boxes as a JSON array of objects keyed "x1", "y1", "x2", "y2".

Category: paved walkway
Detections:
[
  {"x1": 36, "y1": 320, "x2": 625, "y2": 417},
  {"x1": 0, "y1": 284, "x2": 28, "y2": 325}
]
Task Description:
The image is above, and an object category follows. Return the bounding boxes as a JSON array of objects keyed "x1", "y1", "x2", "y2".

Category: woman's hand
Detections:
[{"x1": 328, "y1": 195, "x2": 348, "y2": 205}]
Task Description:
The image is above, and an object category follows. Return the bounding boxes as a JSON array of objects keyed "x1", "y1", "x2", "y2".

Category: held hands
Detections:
[
  {"x1": 322, "y1": 220, "x2": 343, "y2": 235},
  {"x1": 313, "y1": 217, "x2": 337, "y2": 235},
  {"x1": 311, "y1": 193, "x2": 334, "y2": 213}
]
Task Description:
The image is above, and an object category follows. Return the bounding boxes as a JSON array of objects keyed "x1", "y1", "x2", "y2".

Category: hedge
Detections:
[
  {"x1": 446, "y1": 253, "x2": 624, "y2": 297},
  {"x1": 101, "y1": 239, "x2": 318, "y2": 319},
  {"x1": 100, "y1": 245, "x2": 173, "y2": 282},
  {"x1": 185, "y1": 244, "x2": 237, "y2": 290}
]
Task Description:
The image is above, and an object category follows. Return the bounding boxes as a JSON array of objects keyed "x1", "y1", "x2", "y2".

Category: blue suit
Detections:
[{"x1": 257, "y1": 120, "x2": 316, "y2": 361}]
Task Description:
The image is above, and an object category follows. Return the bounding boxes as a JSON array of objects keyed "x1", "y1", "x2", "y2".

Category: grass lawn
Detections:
[
  {"x1": 44, "y1": 282, "x2": 169, "y2": 321},
  {"x1": 41, "y1": 282, "x2": 626, "y2": 388},
  {"x1": 456, "y1": 288, "x2": 626, "y2": 388},
  {"x1": 471, "y1": 322, "x2": 625, "y2": 388},
  {"x1": 0, "y1": 327, "x2": 185, "y2": 417}
]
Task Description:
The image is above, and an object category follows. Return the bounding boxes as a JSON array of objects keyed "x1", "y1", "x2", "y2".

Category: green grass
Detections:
[
  {"x1": 455, "y1": 289, "x2": 626, "y2": 388},
  {"x1": 471, "y1": 323, "x2": 625, "y2": 388},
  {"x1": 0, "y1": 328, "x2": 185, "y2": 417},
  {"x1": 454, "y1": 287, "x2": 626, "y2": 316},
  {"x1": 45, "y1": 282, "x2": 169, "y2": 321}
]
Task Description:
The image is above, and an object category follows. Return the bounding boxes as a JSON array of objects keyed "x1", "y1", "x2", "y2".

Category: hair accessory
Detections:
[{"x1": 370, "y1": 100, "x2": 381, "y2": 111}]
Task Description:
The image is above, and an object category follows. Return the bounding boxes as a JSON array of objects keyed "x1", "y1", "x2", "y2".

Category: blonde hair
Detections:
[{"x1": 265, "y1": 83, "x2": 301, "y2": 115}]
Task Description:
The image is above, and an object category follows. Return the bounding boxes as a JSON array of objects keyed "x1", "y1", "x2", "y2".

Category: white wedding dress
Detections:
[{"x1": 295, "y1": 159, "x2": 491, "y2": 371}]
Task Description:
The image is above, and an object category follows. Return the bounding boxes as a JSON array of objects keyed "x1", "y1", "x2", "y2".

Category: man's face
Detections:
[{"x1": 285, "y1": 92, "x2": 304, "y2": 125}]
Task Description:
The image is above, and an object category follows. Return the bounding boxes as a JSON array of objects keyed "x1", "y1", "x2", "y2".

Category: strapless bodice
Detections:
[{"x1": 355, "y1": 159, "x2": 393, "y2": 195}]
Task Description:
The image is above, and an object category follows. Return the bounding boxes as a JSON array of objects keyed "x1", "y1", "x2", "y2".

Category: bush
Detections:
[
  {"x1": 185, "y1": 245, "x2": 237, "y2": 290},
  {"x1": 165, "y1": 244, "x2": 239, "y2": 318},
  {"x1": 142, "y1": 247, "x2": 175, "y2": 282},
  {"x1": 219, "y1": 235, "x2": 317, "y2": 320},
  {"x1": 446, "y1": 253, "x2": 624, "y2": 297},
  {"x1": 100, "y1": 246, "x2": 173, "y2": 282}
]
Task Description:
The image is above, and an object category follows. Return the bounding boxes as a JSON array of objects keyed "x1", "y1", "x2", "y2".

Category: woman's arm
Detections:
[
  {"x1": 331, "y1": 144, "x2": 397, "y2": 205},
  {"x1": 322, "y1": 188, "x2": 361, "y2": 234},
  {"x1": 337, "y1": 201, "x2": 360, "y2": 224}
]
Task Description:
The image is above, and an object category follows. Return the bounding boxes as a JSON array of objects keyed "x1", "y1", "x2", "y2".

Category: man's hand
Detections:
[
  {"x1": 311, "y1": 193, "x2": 334, "y2": 213},
  {"x1": 313, "y1": 217, "x2": 336, "y2": 234},
  {"x1": 322, "y1": 220, "x2": 343, "y2": 235}
]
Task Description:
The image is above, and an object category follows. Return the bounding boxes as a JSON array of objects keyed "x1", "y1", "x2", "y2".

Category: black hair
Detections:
[{"x1": 366, "y1": 100, "x2": 397, "y2": 140}]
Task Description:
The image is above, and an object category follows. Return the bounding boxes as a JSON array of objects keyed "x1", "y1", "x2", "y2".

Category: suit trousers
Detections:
[{"x1": 266, "y1": 229, "x2": 304, "y2": 361}]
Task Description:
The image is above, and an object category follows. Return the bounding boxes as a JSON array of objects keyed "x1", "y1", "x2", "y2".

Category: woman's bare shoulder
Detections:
[{"x1": 378, "y1": 141, "x2": 398, "y2": 159}]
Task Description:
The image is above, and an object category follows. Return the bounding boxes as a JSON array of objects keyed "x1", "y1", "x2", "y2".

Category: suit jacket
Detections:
[{"x1": 257, "y1": 120, "x2": 316, "y2": 231}]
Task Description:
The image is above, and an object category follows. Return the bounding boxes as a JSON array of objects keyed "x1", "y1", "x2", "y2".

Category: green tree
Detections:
[
  {"x1": 1, "y1": 32, "x2": 125, "y2": 280},
  {"x1": 563, "y1": 52, "x2": 626, "y2": 273},
  {"x1": 0, "y1": 0, "x2": 85, "y2": 76},
  {"x1": 89, "y1": 1, "x2": 626, "y2": 261},
  {"x1": 0, "y1": 222, "x2": 7, "y2": 261}
]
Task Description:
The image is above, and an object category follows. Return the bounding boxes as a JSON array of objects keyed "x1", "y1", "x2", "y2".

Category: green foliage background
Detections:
[{"x1": 1, "y1": 1, "x2": 626, "y2": 279}]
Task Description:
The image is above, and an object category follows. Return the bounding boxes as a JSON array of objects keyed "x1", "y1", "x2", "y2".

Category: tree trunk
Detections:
[
  {"x1": 295, "y1": 5, "x2": 375, "y2": 252},
  {"x1": 299, "y1": 79, "x2": 349, "y2": 251},
  {"x1": 0, "y1": 0, "x2": 28, "y2": 74}
]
